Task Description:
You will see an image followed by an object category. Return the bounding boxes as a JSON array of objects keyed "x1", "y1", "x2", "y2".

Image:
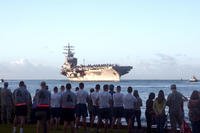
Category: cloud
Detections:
[
  {"x1": 155, "y1": 53, "x2": 176, "y2": 61},
  {"x1": 154, "y1": 53, "x2": 177, "y2": 66},
  {"x1": 1, "y1": 56, "x2": 200, "y2": 80},
  {"x1": 0, "y1": 59, "x2": 64, "y2": 79},
  {"x1": 129, "y1": 53, "x2": 200, "y2": 79}
]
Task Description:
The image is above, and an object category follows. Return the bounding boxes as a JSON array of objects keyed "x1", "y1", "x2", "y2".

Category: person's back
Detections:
[
  {"x1": 23, "y1": 85, "x2": 32, "y2": 123},
  {"x1": 0, "y1": 87, "x2": 1, "y2": 104},
  {"x1": 24, "y1": 88, "x2": 32, "y2": 106},
  {"x1": 134, "y1": 94, "x2": 142, "y2": 111},
  {"x1": 167, "y1": 91, "x2": 183, "y2": 114},
  {"x1": 109, "y1": 84, "x2": 115, "y2": 107},
  {"x1": 112, "y1": 86, "x2": 124, "y2": 129},
  {"x1": 51, "y1": 93, "x2": 61, "y2": 107},
  {"x1": 132, "y1": 90, "x2": 142, "y2": 129},
  {"x1": 50, "y1": 87, "x2": 61, "y2": 129},
  {"x1": 35, "y1": 81, "x2": 51, "y2": 133},
  {"x1": 90, "y1": 84, "x2": 100, "y2": 129},
  {"x1": 1, "y1": 82, "x2": 13, "y2": 124},
  {"x1": 51, "y1": 88, "x2": 61, "y2": 108},
  {"x1": 0, "y1": 87, "x2": 1, "y2": 122},
  {"x1": 1, "y1": 87, "x2": 13, "y2": 107},
  {"x1": 36, "y1": 89, "x2": 51, "y2": 106},
  {"x1": 188, "y1": 90, "x2": 200, "y2": 133},
  {"x1": 13, "y1": 87, "x2": 29, "y2": 106},
  {"x1": 99, "y1": 91, "x2": 112, "y2": 109},
  {"x1": 76, "y1": 89, "x2": 88, "y2": 104},
  {"x1": 153, "y1": 90, "x2": 166, "y2": 133},
  {"x1": 75, "y1": 82, "x2": 88, "y2": 132},
  {"x1": 123, "y1": 93, "x2": 136, "y2": 110},
  {"x1": 13, "y1": 81, "x2": 30, "y2": 133},
  {"x1": 146, "y1": 98, "x2": 154, "y2": 113},
  {"x1": 61, "y1": 89, "x2": 76, "y2": 108},
  {"x1": 91, "y1": 91, "x2": 99, "y2": 107},
  {"x1": 97, "y1": 84, "x2": 112, "y2": 133},
  {"x1": 113, "y1": 91, "x2": 124, "y2": 108},
  {"x1": 88, "y1": 88, "x2": 94, "y2": 124},
  {"x1": 59, "y1": 85, "x2": 65, "y2": 97},
  {"x1": 61, "y1": 83, "x2": 76, "y2": 133},
  {"x1": 145, "y1": 92, "x2": 155, "y2": 133},
  {"x1": 123, "y1": 87, "x2": 136, "y2": 132},
  {"x1": 153, "y1": 98, "x2": 166, "y2": 115},
  {"x1": 166, "y1": 84, "x2": 184, "y2": 133}
]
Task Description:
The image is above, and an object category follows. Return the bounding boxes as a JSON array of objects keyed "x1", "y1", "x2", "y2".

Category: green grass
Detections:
[{"x1": 0, "y1": 124, "x2": 138, "y2": 133}]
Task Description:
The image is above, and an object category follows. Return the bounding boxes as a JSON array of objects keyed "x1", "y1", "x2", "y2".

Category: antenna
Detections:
[
  {"x1": 83, "y1": 59, "x2": 85, "y2": 66},
  {"x1": 63, "y1": 43, "x2": 75, "y2": 58}
]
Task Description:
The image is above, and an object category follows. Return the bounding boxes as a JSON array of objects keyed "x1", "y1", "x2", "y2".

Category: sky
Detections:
[{"x1": 0, "y1": 0, "x2": 200, "y2": 80}]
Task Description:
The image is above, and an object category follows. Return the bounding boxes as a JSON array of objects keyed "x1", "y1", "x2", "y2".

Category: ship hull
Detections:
[{"x1": 66, "y1": 67, "x2": 120, "y2": 82}]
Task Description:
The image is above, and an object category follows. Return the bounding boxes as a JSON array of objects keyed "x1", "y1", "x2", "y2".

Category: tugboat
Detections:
[
  {"x1": 61, "y1": 43, "x2": 133, "y2": 81},
  {"x1": 189, "y1": 76, "x2": 198, "y2": 82}
]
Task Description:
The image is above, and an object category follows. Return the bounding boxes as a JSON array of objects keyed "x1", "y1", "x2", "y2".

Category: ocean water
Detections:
[{"x1": 1, "y1": 79, "x2": 200, "y2": 122}]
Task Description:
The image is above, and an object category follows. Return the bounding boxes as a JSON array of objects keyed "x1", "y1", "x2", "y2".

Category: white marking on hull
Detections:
[{"x1": 66, "y1": 68, "x2": 120, "y2": 82}]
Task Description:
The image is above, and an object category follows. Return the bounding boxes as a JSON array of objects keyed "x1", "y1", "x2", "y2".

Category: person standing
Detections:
[
  {"x1": 109, "y1": 84, "x2": 115, "y2": 126},
  {"x1": 153, "y1": 90, "x2": 166, "y2": 133},
  {"x1": 23, "y1": 84, "x2": 32, "y2": 124},
  {"x1": 112, "y1": 85, "x2": 124, "y2": 129},
  {"x1": 74, "y1": 87, "x2": 79, "y2": 119},
  {"x1": 0, "y1": 85, "x2": 1, "y2": 123},
  {"x1": 145, "y1": 92, "x2": 155, "y2": 133},
  {"x1": 188, "y1": 90, "x2": 200, "y2": 133},
  {"x1": 31, "y1": 89, "x2": 39, "y2": 123},
  {"x1": 61, "y1": 83, "x2": 77, "y2": 133},
  {"x1": 166, "y1": 84, "x2": 184, "y2": 133},
  {"x1": 60, "y1": 85, "x2": 65, "y2": 95},
  {"x1": 1, "y1": 82, "x2": 13, "y2": 124},
  {"x1": 90, "y1": 84, "x2": 100, "y2": 129},
  {"x1": 75, "y1": 82, "x2": 89, "y2": 133},
  {"x1": 97, "y1": 84, "x2": 112, "y2": 133},
  {"x1": 13, "y1": 81, "x2": 30, "y2": 133},
  {"x1": 132, "y1": 90, "x2": 142, "y2": 129},
  {"x1": 123, "y1": 86, "x2": 137, "y2": 133},
  {"x1": 50, "y1": 86, "x2": 61, "y2": 129},
  {"x1": 35, "y1": 81, "x2": 51, "y2": 133},
  {"x1": 87, "y1": 88, "x2": 94, "y2": 126}
]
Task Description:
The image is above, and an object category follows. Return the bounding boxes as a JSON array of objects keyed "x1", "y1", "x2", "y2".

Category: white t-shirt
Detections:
[
  {"x1": 51, "y1": 93, "x2": 61, "y2": 108},
  {"x1": 99, "y1": 91, "x2": 112, "y2": 108},
  {"x1": 76, "y1": 89, "x2": 89, "y2": 104},
  {"x1": 58, "y1": 91, "x2": 65, "y2": 97},
  {"x1": 123, "y1": 93, "x2": 137, "y2": 109},
  {"x1": 113, "y1": 92, "x2": 124, "y2": 107},
  {"x1": 91, "y1": 91, "x2": 99, "y2": 106}
]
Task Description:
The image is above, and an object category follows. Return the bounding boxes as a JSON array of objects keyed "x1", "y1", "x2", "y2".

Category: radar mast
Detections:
[
  {"x1": 63, "y1": 43, "x2": 75, "y2": 59},
  {"x1": 63, "y1": 43, "x2": 77, "y2": 68}
]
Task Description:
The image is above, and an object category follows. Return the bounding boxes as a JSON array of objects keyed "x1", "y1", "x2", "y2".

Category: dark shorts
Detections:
[
  {"x1": 99, "y1": 108, "x2": 110, "y2": 119},
  {"x1": 92, "y1": 106, "x2": 99, "y2": 116},
  {"x1": 51, "y1": 107, "x2": 60, "y2": 118},
  {"x1": 113, "y1": 107, "x2": 124, "y2": 118},
  {"x1": 62, "y1": 108, "x2": 75, "y2": 122},
  {"x1": 15, "y1": 105, "x2": 27, "y2": 116},
  {"x1": 35, "y1": 107, "x2": 50, "y2": 121},
  {"x1": 124, "y1": 109, "x2": 134, "y2": 120},
  {"x1": 75, "y1": 104, "x2": 79, "y2": 116},
  {"x1": 76, "y1": 104, "x2": 88, "y2": 117}
]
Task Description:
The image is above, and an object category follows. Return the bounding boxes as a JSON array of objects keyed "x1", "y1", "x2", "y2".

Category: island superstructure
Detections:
[{"x1": 61, "y1": 44, "x2": 133, "y2": 81}]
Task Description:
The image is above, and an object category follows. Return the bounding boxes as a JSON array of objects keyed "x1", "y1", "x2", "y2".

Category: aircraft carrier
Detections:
[{"x1": 61, "y1": 44, "x2": 132, "y2": 81}]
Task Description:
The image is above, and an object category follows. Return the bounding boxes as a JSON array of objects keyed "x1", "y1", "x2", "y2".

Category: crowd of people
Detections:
[{"x1": 0, "y1": 81, "x2": 200, "y2": 133}]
